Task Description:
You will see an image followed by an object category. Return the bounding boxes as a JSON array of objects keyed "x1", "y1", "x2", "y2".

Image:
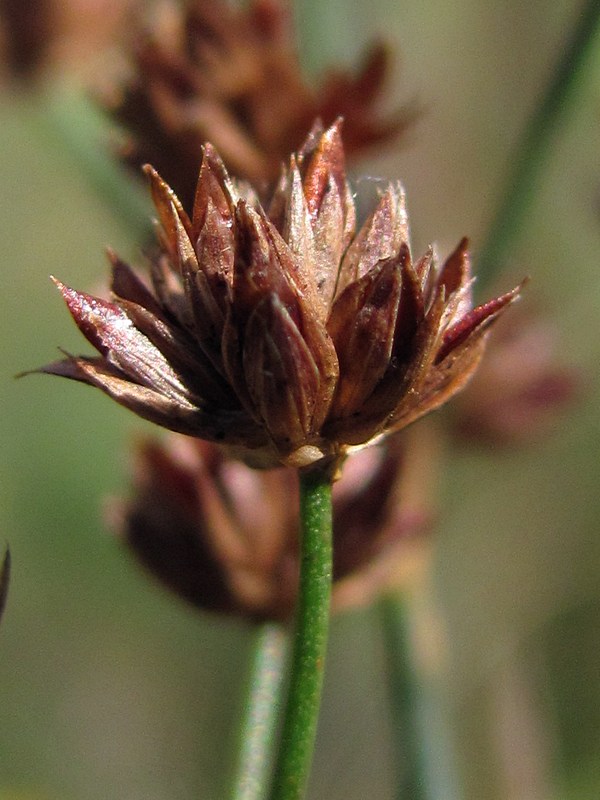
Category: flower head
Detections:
[
  {"x1": 107, "y1": 0, "x2": 414, "y2": 204},
  {"x1": 39, "y1": 121, "x2": 520, "y2": 471},
  {"x1": 109, "y1": 433, "x2": 430, "y2": 621}
]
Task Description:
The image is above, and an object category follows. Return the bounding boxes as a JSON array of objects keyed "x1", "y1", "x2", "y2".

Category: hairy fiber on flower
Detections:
[{"x1": 38, "y1": 120, "x2": 521, "y2": 470}]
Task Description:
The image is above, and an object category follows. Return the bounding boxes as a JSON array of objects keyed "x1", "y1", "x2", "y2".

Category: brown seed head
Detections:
[
  {"x1": 106, "y1": 0, "x2": 415, "y2": 204},
  {"x1": 0, "y1": 0, "x2": 134, "y2": 82},
  {"x1": 37, "y1": 122, "x2": 522, "y2": 470},
  {"x1": 451, "y1": 305, "x2": 579, "y2": 445},
  {"x1": 109, "y1": 433, "x2": 430, "y2": 621}
]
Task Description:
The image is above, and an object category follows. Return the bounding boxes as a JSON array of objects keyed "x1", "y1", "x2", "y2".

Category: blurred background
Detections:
[{"x1": 0, "y1": 1, "x2": 599, "y2": 798}]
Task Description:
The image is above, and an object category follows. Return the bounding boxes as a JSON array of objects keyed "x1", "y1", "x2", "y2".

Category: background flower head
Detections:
[{"x1": 109, "y1": 432, "x2": 433, "y2": 621}]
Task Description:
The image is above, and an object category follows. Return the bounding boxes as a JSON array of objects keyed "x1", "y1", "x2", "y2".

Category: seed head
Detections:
[
  {"x1": 109, "y1": 434, "x2": 430, "y2": 621},
  {"x1": 38, "y1": 121, "x2": 521, "y2": 471},
  {"x1": 107, "y1": 0, "x2": 415, "y2": 203},
  {"x1": 451, "y1": 306, "x2": 578, "y2": 445}
]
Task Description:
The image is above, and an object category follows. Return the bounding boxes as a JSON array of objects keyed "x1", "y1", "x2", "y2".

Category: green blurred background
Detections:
[{"x1": 1, "y1": 1, "x2": 599, "y2": 798}]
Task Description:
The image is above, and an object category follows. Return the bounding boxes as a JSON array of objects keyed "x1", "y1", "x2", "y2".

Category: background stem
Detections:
[
  {"x1": 228, "y1": 623, "x2": 289, "y2": 800},
  {"x1": 476, "y1": 0, "x2": 600, "y2": 289},
  {"x1": 377, "y1": 5, "x2": 600, "y2": 790},
  {"x1": 380, "y1": 594, "x2": 427, "y2": 800},
  {"x1": 35, "y1": 88, "x2": 152, "y2": 239},
  {"x1": 269, "y1": 470, "x2": 333, "y2": 800}
]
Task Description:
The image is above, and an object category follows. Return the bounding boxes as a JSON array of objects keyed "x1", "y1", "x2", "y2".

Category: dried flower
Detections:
[
  {"x1": 107, "y1": 0, "x2": 414, "y2": 204},
  {"x1": 38, "y1": 121, "x2": 520, "y2": 471},
  {"x1": 109, "y1": 432, "x2": 431, "y2": 620},
  {"x1": 451, "y1": 307, "x2": 578, "y2": 445},
  {"x1": 0, "y1": 548, "x2": 9, "y2": 624}
]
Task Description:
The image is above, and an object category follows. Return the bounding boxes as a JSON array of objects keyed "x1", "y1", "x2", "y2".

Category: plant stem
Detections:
[
  {"x1": 476, "y1": 0, "x2": 600, "y2": 289},
  {"x1": 380, "y1": 594, "x2": 427, "y2": 800},
  {"x1": 34, "y1": 88, "x2": 152, "y2": 240},
  {"x1": 228, "y1": 623, "x2": 289, "y2": 800},
  {"x1": 269, "y1": 470, "x2": 333, "y2": 800},
  {"x1": 381, "y1": 593, "x2": 463, "y2": 800}
]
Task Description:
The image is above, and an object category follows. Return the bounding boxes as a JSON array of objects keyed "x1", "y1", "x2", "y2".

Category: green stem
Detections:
[
  {"x1": 33, "y1": 88, "x2": 152, "y2": 240},
  {"x1": 381, "y1": 594, "x2": 463, "y2": 800},
  {"x1": 476, "y1": 0, "x2": 600, "y2": 289},
  {"x1": 228, "y1": 623, "x2": 289, "y2": 800},
  {"x1": 269, "y1": 470, "x2": 333, "y2": 800},
  {"x1": 380, "y1": 594, "x2": 427, "y2": 800}
]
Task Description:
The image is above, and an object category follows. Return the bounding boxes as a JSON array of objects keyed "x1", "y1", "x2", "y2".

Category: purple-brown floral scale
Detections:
[{"x1": 41, "y1": 120, "x2": 520, "y2": 470}]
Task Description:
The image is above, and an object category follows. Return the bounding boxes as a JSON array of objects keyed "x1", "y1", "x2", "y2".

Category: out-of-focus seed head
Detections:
[
  {"x1": 106, "y1": 0, "x2": 416, "y2": 205},
  {"x1": 450, "y1": 306, "x2": 579, "y2": 445},
  {"x1": 109, "y1": 433, "x2": 431, "y2": 621},
  {"x1": 35, "y1": 121, "x2": 522, "y2": 471},
  {"x1": 0, "y1": 0, "x2": 134, "y2": 82}
]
